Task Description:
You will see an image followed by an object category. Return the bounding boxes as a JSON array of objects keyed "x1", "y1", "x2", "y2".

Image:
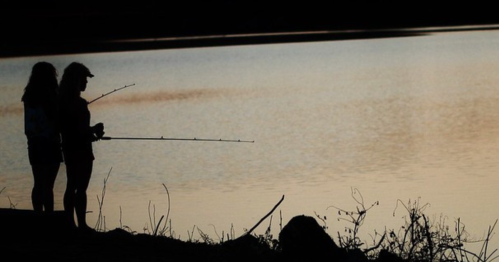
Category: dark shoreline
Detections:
[
  {"x1": 4, "y1": 0, "x2": 499, "y2": 59},
  {"x1": 2, "y1": 24, "x2": 499, "y2": 59}
]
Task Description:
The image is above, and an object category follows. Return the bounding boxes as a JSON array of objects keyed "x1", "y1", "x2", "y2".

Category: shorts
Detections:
[{"x1": 27, "y1": 137, "x2": 63, "y2": 165}]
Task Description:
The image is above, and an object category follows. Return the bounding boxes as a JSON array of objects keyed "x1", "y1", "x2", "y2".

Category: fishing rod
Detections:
[
  {"x1": 89, "y1": 84, "x2": 253, "y2": 143},
  {"x1": 87, "y1": 83, "x2": 136, "y2": 104},
  {"x1": 101, "y1": 136, "x2": 254, "y2": 143}
]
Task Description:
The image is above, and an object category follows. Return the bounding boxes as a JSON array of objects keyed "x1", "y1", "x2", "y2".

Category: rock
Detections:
[
  {"x1": 376, "y1": 249, "x2": 406, "y2": 262},
  {"x1": 278, "y1": 214, "x2": 341, "y2": 259},
  {"x1": 343, "y1": 248, "x2": 369, "y2": 262}
]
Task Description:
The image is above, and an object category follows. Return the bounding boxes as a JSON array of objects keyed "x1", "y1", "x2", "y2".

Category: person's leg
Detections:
[
  {"x1": 42, "y1": 163, "x2": 60, "y2": 212},
  {"x1": 64, "y1": 161, "x2": 78, "y2": 229},
  {"x1": 75, "y1": 160, "x2": 93, "y2": 229},
  {"x1": 31, "y1": 165, "x2": 43, "y2": 213}
]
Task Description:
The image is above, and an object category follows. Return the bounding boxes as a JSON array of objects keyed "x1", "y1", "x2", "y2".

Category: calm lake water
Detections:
[{"x1": 2, "y1": 27, "x2": 499, "y2": 252}]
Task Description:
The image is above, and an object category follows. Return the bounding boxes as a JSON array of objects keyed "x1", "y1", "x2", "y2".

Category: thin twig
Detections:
[
  {"x1": 148, "y1": 200, "x2": 156, "y2": 234},
  {"x1": 364, "y1": 232, "x2": 386, "y2": 253},
  {"x1": 119, "y1": 206, "x2": 123, "y2": 229},
  {"x1": 153, "y1": 215, "x2": 164, "y2": 236},
  {"x1": 95, "y1": 167, "x2": 112, "y2": 231},
  {"x1": 244, "y1": 195, "x2": 285, "y2": 236},
  {"x1": 161, "y1": 183, "x2": 171, "y2": 234},
  {"x1": 8, "y1": 196, "x2": 16, "y2": 209},
  {"x1": 279, "y1": 210, "x2": 283, "y2": 232}
]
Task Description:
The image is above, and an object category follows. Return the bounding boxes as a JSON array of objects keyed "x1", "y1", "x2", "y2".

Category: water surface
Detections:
[{"x1": 1, "y1": 28, "x2": 499, "y2": 252}]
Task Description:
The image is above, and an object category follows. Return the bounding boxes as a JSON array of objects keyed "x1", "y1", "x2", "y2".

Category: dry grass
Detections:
[{"x1": 1, "y1": 180, "x2": 497, "y2": 262}]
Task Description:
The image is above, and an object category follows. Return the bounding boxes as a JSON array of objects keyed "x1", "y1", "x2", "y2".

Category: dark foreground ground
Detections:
[
  {"x1": 1, "y1": 209, "x2": 404, "y2": 262},
  {"x1": 6, "y1": 227, "x2": 282, "y2": 262},
  {"x1": 1, "y1": 209, "x2": 278, "y2": 262}
]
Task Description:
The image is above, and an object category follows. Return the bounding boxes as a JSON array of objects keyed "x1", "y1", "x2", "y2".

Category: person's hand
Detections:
[{"x1": 93, "y1": 123, "x2": 105, "y2": 139}]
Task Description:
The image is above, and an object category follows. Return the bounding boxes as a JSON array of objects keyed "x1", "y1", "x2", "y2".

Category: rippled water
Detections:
[{"x1": 2, "y1": 28, "x2": 499, "y2": 252}]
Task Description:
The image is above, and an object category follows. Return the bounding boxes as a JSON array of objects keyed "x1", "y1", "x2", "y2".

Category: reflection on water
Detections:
[{"x1": 1, "y1": 28, "x2": 499, "y2": 253}]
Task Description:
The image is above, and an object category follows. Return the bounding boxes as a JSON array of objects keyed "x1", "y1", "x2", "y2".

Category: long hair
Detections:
[{"x1": 21, "y1": 61, "x2": 59, "y2": 120}]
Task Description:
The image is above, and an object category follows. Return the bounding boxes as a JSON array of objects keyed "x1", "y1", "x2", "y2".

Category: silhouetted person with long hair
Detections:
[
  {"x1": 22, "y1": 62, "x2": 63, "y2": 213},
  {"x1": 59, "y1": 62, "x2": 104, "y2": 232}
]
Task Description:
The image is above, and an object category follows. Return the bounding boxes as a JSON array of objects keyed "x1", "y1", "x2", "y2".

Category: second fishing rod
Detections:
[{"x1": 87, "y1": 83, "x2": 136, "y2": 104}]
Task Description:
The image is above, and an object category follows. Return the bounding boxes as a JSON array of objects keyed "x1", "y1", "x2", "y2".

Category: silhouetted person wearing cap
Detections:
[
  {"x1": 58, "y1": 62, "x2": 104, "y2": 233},
  {"x1": 22, "y1": 61, "x2": 63, "y2": 213}
]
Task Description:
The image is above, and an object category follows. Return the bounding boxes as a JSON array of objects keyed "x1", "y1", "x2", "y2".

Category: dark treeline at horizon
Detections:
[{"x1": 2, "y1": 1, "x2": 499, "y2": 57}]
